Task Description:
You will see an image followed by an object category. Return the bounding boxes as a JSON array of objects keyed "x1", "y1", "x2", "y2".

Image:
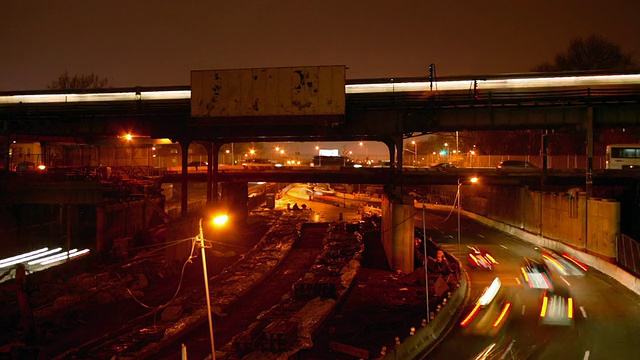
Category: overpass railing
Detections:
[
  {"x1": 347, "y1": 87, "x2": 640, "y2": 109},
  {"x1": 618, "y1": 234, "x2": 640, "y2": 277}
]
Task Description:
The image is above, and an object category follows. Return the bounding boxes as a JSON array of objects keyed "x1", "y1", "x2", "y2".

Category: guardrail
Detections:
[{"x1": 382, "y1": 265, "x2": 469, "y2": 360}]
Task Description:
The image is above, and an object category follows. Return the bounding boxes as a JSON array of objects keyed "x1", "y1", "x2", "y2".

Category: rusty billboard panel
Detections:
[{"x1": 191, "y1": 66, "x2": 345, "y2": 118}]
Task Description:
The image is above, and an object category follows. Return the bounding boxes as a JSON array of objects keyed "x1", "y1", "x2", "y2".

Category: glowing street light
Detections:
[
  {"x1": 411, "y1": 140, "x2": 417, "y2": 164},
  {"x1": 457, "y1": 177, "x2": 478, "y2": 258},
  {"x1": 197, "y1": 214, "x2": 229, "y2": 360},
  {"x1": 124, "y1": 133, "x2": 133, "y2": 141}
]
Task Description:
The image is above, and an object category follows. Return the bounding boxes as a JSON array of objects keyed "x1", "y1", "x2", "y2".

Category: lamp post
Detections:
[
  {"x1": 444, "y1": 143, "x2": 449, "y2": 163},
  {"x1": 421, "y1": 197, "x2": 430, "y2": 323},
  {"x1": 457, "y1": 177, "x2": 478, "y2": 259},
  {"x1": 315, "y1": 145, "x2": 321, "y2": 166},
  {"x1": 197, "y1": 214, "x2": 228, "y2": 360},
  {"x1": 411, "y1": 140, "x2": 417, "y2": 165}
]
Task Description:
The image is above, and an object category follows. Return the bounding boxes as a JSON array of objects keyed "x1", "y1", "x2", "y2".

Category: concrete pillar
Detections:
[
  {"x1": 213, "y1": 142, "x2": 220, "y2": 205},
  {"x1": 179, "y1": 140, "x2": 191, "y2": 216},
  {"x1": 381, "y1": 192, "x2": 415, "y2": 273},
  {"x1": 40, "y1": 141, "x2": 47, "y2": 167},
  {"x1": 203, "y1": 141, "x2": 221, "y2": 205},
  {"x1": 393, "y1": 135, "x2": 403, "y2": 172},
  {"x1": 66, "y1": 204, "x2": 80, "y2": 254},
  {"x1": 203, "y1": 142, "x2": 213, "y2": 204},
  {"x1": 3, "y1": 132, "x2": 10, "y2": 170},
  {"x1": 221, "y1": 182, "x2": 249, "y2": 223},
  {"x1": 96, "y1": 205, "x2": 106, "y2": 252},
  {"x1": 541, "y1": 130, "x2": 548, "y2": 188}
]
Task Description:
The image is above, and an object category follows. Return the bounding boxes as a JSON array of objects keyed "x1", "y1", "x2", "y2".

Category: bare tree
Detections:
[
  {"x1": 534, "y1": 34, "x2": 636, "y2": 72},
  {"x1": 48, "y1": 71, "x2": 110, "y2": 90}
]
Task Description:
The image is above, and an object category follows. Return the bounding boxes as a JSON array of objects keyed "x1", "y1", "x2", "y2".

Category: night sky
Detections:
[
  {"x1": 2, "y1": 1, "x2": 639, "y2": 156},
  {"x1": 2, "y1": 0, "x2": 638, "y2": 91}
]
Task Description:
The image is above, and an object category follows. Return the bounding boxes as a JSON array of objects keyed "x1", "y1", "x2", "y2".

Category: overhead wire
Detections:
[{"x1": 118, "y1": 236, "x2": 198, "y2": 310}]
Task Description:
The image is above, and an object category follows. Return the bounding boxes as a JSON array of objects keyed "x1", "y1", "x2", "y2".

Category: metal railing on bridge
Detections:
[
  {"x1": 347, "y1": 87, "x2": 640, "y2": 110},
  {"x1": 618, "y1": 234, "x2": 640, "y2": 277}
]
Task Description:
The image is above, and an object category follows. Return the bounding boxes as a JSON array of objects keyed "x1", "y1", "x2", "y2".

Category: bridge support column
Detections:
[
  {"x1": 3, "y1": 130, "x2": 10, "y2": 170},
  {"x1": 202, "y1": 141, "x2": 221, "y2": 205},
  {"x1": 380, "y1": 190, "x2": 415, "y2": 273},
  {"x1": 221, "y1": 182, "x2": 248, "y2": 224},
  {"x1": 203, "y1": 142, "x2": 213, "y2": 204},
  {"x1": 541, "y1": 130, "x2": 548, "y2": 188},
  {"x1": 179, "y1": 140, "x2": 191, "y2": 216}
]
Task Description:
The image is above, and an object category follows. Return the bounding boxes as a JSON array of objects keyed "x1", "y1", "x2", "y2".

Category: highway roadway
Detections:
[{"x1": 418, "y1": 207, "x2": 640, "y2": 359}]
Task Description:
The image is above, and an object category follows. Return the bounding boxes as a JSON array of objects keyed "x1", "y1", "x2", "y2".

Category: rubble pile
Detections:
[
  {"x1": 0, "y1": 257, "x2": 181, "y2": 349},
  {"x1": 96, "y1": 210, "x2": 311, "y2": 359}
]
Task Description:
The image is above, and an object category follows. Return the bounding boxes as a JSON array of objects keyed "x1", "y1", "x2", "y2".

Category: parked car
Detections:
[
  {"x1": 496, "y1": 160, "x2": 537, "y2": 170},
  {"x1": 187, "y1": 161, "x2": 208, "y2": 170}
]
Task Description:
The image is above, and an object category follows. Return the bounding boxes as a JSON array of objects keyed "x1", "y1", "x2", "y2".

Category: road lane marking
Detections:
[
  {"x1": 500, "y1": 244, "x2": 508, "y2": 249},
  {"x1": 477, "y1": 233, "x2": 484, "y2": 238},
  {"x1": 580, "y1": 306, "x2": 587, "y2": 318},
  {"x1": 561, "y1": 276, "x2": 571, "y2": 286},
  {"x1": 500, "y1": 340, "x2": 516, "y2": 360},
  {"x1": 515, "y1": 277, "x2": 521, "y2": 285},
  {"x1": 584, "y1": 350, "x2": 590, "y2": 360},
  {"x1": 522, "y1": 305, "x2": 525, "y2": 315}
]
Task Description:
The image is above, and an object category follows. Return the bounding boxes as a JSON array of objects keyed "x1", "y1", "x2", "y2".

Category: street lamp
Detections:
[
  {"x1": 444, "y1": 143, "x2": 449, "y2": 163},
  {"x1": 411, "y1": 140, "x2": 417, "y2": 165},
  {"x1": 420, "y1": 196, "x2": 430, "y2": 323},
  {"x1": 197, "y1": 214, "x2": 228, "y2": 360},
  {"x1": 457, "y1": 177, "x2": 478, "y2": 259}
]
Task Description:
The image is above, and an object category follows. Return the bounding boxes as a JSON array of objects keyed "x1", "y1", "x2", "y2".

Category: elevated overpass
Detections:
[
  {"x1": 3, "y1": 70, "x2": 640, "y2": 223},
  {"x1": 2, "y1": 72, "x2": 640, "y2": 143},
  {"x1": 163, "y1": 167, "x2": 640, "y2": 188},
  {"x1": 3, "y1": 70, "x2": 640, "y2": 248}
]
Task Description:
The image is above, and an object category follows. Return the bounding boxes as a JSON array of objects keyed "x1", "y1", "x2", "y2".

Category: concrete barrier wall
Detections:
[
  {"x1": 457, "y1": 206, "x2": 639, "y2": 297},
  {"x1": 466, "y1": 186, "x2": 619, "y2": 260},
  {"x1": 421, "y1": 201, "x2": 639, "y2": 297},
  {"x1": 588, "y1": 198, "x2": 620, "y2": 259},
  {"x1": 97, "y1": 198, "x2": 164, "y2": 251}
]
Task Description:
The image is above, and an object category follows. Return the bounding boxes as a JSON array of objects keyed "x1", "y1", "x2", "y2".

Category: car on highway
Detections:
[
  {"x1": 431, "y1": 162, "x2": 457, "y2": 171},
  {"x1": 541, "y1": 251, "x2": 588, "y2": 276},
  {"x1": 521, "y1": 257, "x2": 554, "y2": 290},
  {"x1": 496, "y1": 160, "x2": 537, "y2": 170},
  {"x1": 467, "y1": 246, "x2": 498, "y2": 271},
  {"x1": 539, "y1": 285, "x2": 575, "y2": 326},
  {"x1": 460, "y1": 277, "x2": 513, "y2": 336}
]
